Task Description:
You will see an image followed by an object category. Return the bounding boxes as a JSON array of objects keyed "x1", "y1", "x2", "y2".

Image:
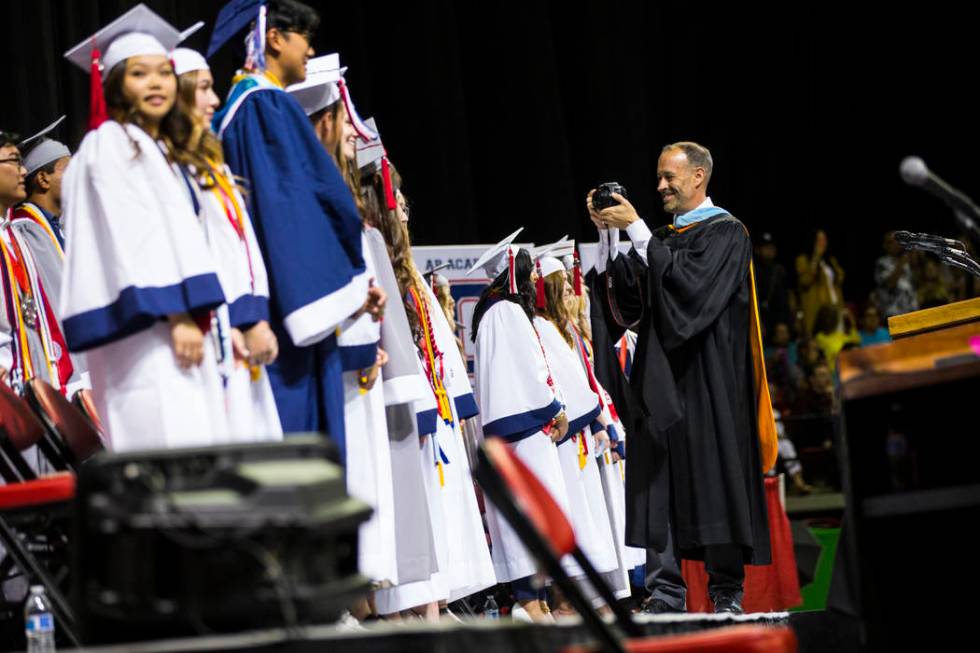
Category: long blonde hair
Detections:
[
  {"x1": 176, "y1": 69, "x2": 226, "y2": 169},
  {"x1": 361, "y1": 163, "x2": 426, "y2": 338},
  {"x1": 538, "y1": 271, "x2": 574, "y2": 347},
  {"x1": 312, "y1": 102, "x2": 364, "y2": 215},
  {"x1": 570, "y1": 281, "x2": 592, "y2": 341}
]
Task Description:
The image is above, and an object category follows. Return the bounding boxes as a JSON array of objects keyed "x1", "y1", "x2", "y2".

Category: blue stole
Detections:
[{"x1": 673, "y1": 205, "x2": 730, "y2": 228}]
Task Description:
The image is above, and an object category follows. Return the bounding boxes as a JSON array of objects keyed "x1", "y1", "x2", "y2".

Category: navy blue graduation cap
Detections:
[{"x1": 207, "y1": 0, "x2": 264, "y2": 59}]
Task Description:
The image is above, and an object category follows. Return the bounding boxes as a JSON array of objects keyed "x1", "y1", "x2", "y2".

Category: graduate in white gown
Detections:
[
  {"x1": 359, "y1": 133, "x2": 494, "y2": 617},
  {"x1": 531, "y1": 252, "x2": 622, "y2": 613},
  {"x1": 563, "y1": 272, "x2": 647, "y2": 594},
  {"x1": 59, "y1": 5, "x2": 229, "y2": 452},
  {"x1": 469, "y1": 229, "x2": 574, "y2": 623},
  {"x1": 356, "y1": 147, "x2": 444, "y2": 620},
  {"x1": 173, "y1": 47, "x2": 283, "y2": 444},
  {"x1": 408, "y1": 260, "x2": 497, "y2": 603},
  {"x1": 285, "y1": 55, "x2": 399, "y2": 588}
]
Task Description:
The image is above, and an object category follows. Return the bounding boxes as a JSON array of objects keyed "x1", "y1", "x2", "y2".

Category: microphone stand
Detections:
[{"x1": 953, "y1": 211, "x2": 980, "y2": 247}]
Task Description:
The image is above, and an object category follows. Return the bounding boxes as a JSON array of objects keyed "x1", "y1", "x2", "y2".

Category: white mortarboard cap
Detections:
[
  {"x1": 356, "y1": 117, "x2": 386, "y2": 171},
  {"x1": 18, "y1": 117, "x2": 71, "y2": 176},
  {"x1": 18, "y1": 116, "x2": 65, "y2": 150},
  {"x1": 466, "y1": 227, "x2": 525, "y2": 283},
  {"x1": 422, "y1": 263, "x2": 451, "y2": 291},
  {"x1": 23, "y1": 141, "x2": 71, "y2": 176},
  {"x1": 550, "y1": 240, "x2": 576, "y2": 260},
  {"x1": 171, "y1": 47, "x2": 209, "y2": 76},
  {"x1": 338, "y1": 76, "x2": 377, "y2": 142},
  {"x1": 538, "y1": 256, "x2": 565, "y2": 278},
  {"x1": 532, "y1": 236, "x2": 570, "y2": 261},
  {"x1": 64, "y1": 4, "x2": 191, "y2": 74},
  {"x1": 562, "y1": 254, "x2": 575, "y2": 271},
  {"x1": 286, "y1": 54, "x2": 345, "y2": 116}
]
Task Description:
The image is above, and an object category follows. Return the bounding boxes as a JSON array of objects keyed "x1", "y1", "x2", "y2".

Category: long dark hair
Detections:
[
  {"x1": 471, "y1": 248, "x2": 535, "y2": 342},
  {"x1": 103, "y1": 59, "x2": 210, "y2": 172},
  {"x1": 361, "y1": 163, "x2": 423, "y2": 337}
]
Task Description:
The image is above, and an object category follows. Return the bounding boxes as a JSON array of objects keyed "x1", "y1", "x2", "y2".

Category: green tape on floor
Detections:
[{"x1": 792, "y1": 527, "x2": 840, "y2": 612}]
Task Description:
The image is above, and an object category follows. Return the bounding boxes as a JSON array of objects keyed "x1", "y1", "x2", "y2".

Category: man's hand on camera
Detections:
[{"x1": 598, "y1": 193, "x2": 640, "y2": 229}]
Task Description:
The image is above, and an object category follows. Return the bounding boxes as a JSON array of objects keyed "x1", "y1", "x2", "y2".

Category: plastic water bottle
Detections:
[
  {"x1": 24, "y1": 585, "x2": 56, "y2": 652},
  {"x1": 483, "y1": 594, "x2": 499, "y2": 620}
]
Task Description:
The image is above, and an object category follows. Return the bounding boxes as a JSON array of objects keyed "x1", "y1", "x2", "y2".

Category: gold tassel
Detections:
[{"x1": 435, "y1": 386, "x2": 453, "y2": 424}]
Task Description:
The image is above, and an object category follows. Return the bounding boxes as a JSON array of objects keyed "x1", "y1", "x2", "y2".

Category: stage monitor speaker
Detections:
[{"x1": 72, "y1": 434, "x2": 372, "y2": 644}]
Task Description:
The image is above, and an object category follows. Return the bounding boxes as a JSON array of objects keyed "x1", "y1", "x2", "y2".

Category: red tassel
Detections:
[
  {"x1": 431, "y1": 273, "x2": 438, "y2": 294},
  {"x1": 88, "y1": 44, "x2": 108, "y2": 131},
  {"x1": 535, "y1": 261, "x2": 546, "y2": 309},
  {"x1": 508, "y1": 247, "x2": 517, "y2": 294},
  {"x1": 573, "y1": 249, "x2": 583, "y2": 296},
  {"x1": 381, "y1": 155, "x2": 397, "y2": 211},
  {"x1": 191, "y1": 309, "x2": 213, "y2": 335}
]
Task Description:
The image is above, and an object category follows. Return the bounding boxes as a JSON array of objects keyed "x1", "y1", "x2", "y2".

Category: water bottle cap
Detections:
[{"x1": 29, "y1": 585, "x2": 44, "y2": 593}]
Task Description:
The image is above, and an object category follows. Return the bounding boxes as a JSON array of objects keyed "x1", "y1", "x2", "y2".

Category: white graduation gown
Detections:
[
  {"x1": 534, "y1": 317, "x2": 618, "y2": 578},
  {"x1": 365, "y1": 231, "x2": 439, "y2": 594},
  {"x1": 374, "y1": 361, "x2": 450, "y2": 614},
  {"x1": 338, "y1": 229, "x2": 398, "y2": 585},
  {"x1": 196, "y1": 164, "x2": 282, "y2": 442},
  {"x1": 60, "y1": 121, "x2": 229, "y2": 452},
  {"x1": 474, "y1": 300, "x2": 571, "y2": 583},
  {"x1": 418, "y1": 281, "x2": 496, "y2": 601}
]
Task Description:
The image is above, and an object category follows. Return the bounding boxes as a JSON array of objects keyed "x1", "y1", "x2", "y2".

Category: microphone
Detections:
[
  {"x1": 900, "y1": 157, "x2": 980, "y2": 242},
  {"x1": 894, "y1": 230, "x2": 967, "y2": 251},
  {"x1": 897, "y1": 236, "x2": 980, "y2": 279}
]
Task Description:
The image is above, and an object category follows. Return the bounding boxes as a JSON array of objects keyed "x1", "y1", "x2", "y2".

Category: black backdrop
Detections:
[{"x1": 2, "y1": 1, "x2": 975, "y2": 304}]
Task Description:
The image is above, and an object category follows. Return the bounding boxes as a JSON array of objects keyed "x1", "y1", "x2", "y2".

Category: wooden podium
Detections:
[{"x1": 837, "y1": 298, "x2": 980, "y2": 650}]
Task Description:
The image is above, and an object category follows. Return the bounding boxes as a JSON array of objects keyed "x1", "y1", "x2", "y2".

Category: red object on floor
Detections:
[
  {"x1": 562, "y1": 625, "x2": 797, "y2": 653},
  {"x1": 681, "y1": 477, "x2": 802, "y2": 613}
]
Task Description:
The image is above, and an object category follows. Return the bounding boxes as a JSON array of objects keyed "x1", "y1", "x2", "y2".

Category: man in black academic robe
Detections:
[{"x1": 586, "y1": 141, "x2": 774, "y2": 614}]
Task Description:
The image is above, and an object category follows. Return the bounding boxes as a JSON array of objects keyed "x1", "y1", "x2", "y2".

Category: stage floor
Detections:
[{"x1": 43, "y1": 611, "x2": 801, "y2": 653}]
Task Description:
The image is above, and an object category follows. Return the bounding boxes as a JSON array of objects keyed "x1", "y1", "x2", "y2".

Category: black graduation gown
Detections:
[
  {"x1": 585, "y1": 268, "x2": 637, "y2": 439},
  {"x1": 599, "y1": 214, "x2": 771, "y2": 565}
]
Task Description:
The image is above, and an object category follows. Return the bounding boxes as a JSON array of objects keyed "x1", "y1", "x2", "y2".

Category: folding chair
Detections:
[
  {"x1": 0, "y1": 382, "x2": 48, "y2": 482},
  {"x1": 0, "y1": 383, "x2": 80, "y2": 646},
  {"x1": 474, "y1": 437, "x2": 798, "y2": 653},
  {"x1": 71, "y1": 388, "x2": 105, "y2": 436},
  {"x1": 0, "y1": 474, "x2": 79, "y2": 647},
  {"x1": 25, "y1": 380, "x2": 103, "y2": 470}
]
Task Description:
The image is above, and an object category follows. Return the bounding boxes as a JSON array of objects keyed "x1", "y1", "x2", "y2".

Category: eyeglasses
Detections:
[
  {"x1": 0, "y1": 155, "x2": 24, "y2": 168},
  {"x1": 285, "y1": 30, "x2": 313, "y2": 44}
]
